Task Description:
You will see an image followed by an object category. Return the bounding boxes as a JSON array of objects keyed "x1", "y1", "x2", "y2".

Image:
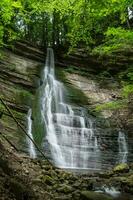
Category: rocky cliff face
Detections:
[{"x1": 0, "y1": 48, "x2": 43, "y2": 151}]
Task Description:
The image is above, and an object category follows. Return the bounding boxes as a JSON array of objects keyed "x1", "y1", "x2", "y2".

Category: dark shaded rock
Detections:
[
  {"x1": 0, "y1": 112, "x2": 3, "y2": 119},
  {"x1": 72, "y1": 190, "x2": 81, "y2": 200},
  {"x1": 0, "y1": 122, "x2": 3, "y2": 130},
  {"x1": 80, "y1": 191, "x2": 113, "y2": 200},
  {"x1": 0, "y1": 158, "x2": 12, "y2": 175},
  {"x1": 9, "y1": 178, "x2": 34, "y2": 200}
]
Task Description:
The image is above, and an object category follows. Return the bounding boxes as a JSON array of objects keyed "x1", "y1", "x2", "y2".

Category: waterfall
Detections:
[
  {"x1": 26, "y1": 109, "x2": 36, "y2": 158},
  {"x1": 118, "y1": 131, "x2": 128, "y2": 163},
  {"x1": 40, "y1": 48, "x2": 100, "y2": 169}
]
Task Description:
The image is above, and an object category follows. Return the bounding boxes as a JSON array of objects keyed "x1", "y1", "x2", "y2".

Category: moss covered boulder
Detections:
[{"x1": 113, "y1": 163, "x2": 129, "y2": 173}]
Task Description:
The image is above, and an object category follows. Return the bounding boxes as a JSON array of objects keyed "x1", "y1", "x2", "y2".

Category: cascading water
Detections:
[
  {"x1": 118, "y1": 131, "x2": 128, "y2": 163},
  {"x1": 26, "y1": 109, "x2": 36, "y2": 158},
  {"x1": 40, "y1": 48, "x2": 100, "y2": 169}
]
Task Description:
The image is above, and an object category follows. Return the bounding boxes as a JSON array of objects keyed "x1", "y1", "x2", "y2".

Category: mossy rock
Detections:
[
  {"x1": 124, "y1": 175, "x2": 133, "y2": 187},
  {"x1": 98, "y1": 171, "x2": 114, "y2": 178},
  {"x1": 40, "y1": 175, "x2": 54, "y2": 185},
  {"x1": 80, "y1": 191, "x2": 113, "y2": 200},
  {"x1": 116, "y1": 175, "x2": 133, "y2": 194},
  {"x1": 113, "y1": 163, "x2": 129, "y2": 173},
  {"x1": 57, "y1": 184, "x2": 73, "y2": 194},
  {"x1": 61, "y1": 172, "x2": 72, "y2": 180},
  {"x1": 119, "y1": 174, "x2": 133, "y2": 187}
]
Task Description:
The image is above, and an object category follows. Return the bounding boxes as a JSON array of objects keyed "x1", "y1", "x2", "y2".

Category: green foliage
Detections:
[
  {"x1": 127, "y1": 69, "x2": 133, "y2": 81},
  {"x1": 122, "y1": 84, "x2": 133, "y2": 97},
  {"x1": 95, "y1": 100, "x2": 127, "y2": 111},
  {"x1": 0, "y1": 0, "x2": 133, "y2": 52},
  {"x1": 59, "y1": 0, "x2": 133, "y2": 52},
  {"x1": 118, "y1": 66, "x2": 133, "y2": 100},
  {"x1": 92, "y1": 28, "x2": 133, "y2": 55},
  {"x1": 119, "y1": 67, "x2": 133, "y2": 83},
  {"x1": 0, "y1": 0, "x2": 23, "y2": 46},
  {"x1": 0, "y1": 26, "x2": 4, "y2": 47}
]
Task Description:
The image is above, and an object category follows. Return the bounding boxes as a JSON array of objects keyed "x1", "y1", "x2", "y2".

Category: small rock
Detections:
[{"x1": 24, "y1": 169, "x2": 29, "y2": 174}]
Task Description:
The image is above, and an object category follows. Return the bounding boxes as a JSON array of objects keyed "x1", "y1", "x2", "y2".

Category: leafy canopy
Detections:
[{"x1": 0, "y1": 0, "x2": 132, "y2": 53}]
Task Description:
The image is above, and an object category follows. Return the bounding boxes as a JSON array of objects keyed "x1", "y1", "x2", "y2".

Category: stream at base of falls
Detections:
[
  {"x1": 95, "y1": 186, "x2": 133, "y2": 200},
  {"x1": 25, "y1": 48, "x2": 133, "y2": 171}
]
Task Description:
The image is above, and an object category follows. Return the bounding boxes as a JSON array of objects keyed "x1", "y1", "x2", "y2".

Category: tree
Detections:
[{"x1": 0, "y1": 0, "x2": 132, "y2": 53}]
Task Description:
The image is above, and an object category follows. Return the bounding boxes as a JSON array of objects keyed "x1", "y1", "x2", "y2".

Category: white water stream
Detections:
[
  {"x1": 118, "y1": 131, "x2": 128, "y2": 163},
  {"x1": 26, "y1": 109, "x2": 36, "y2": 158},
  {"x1": 40, "y1": 48, "x2": 100, "y2": 169}
]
